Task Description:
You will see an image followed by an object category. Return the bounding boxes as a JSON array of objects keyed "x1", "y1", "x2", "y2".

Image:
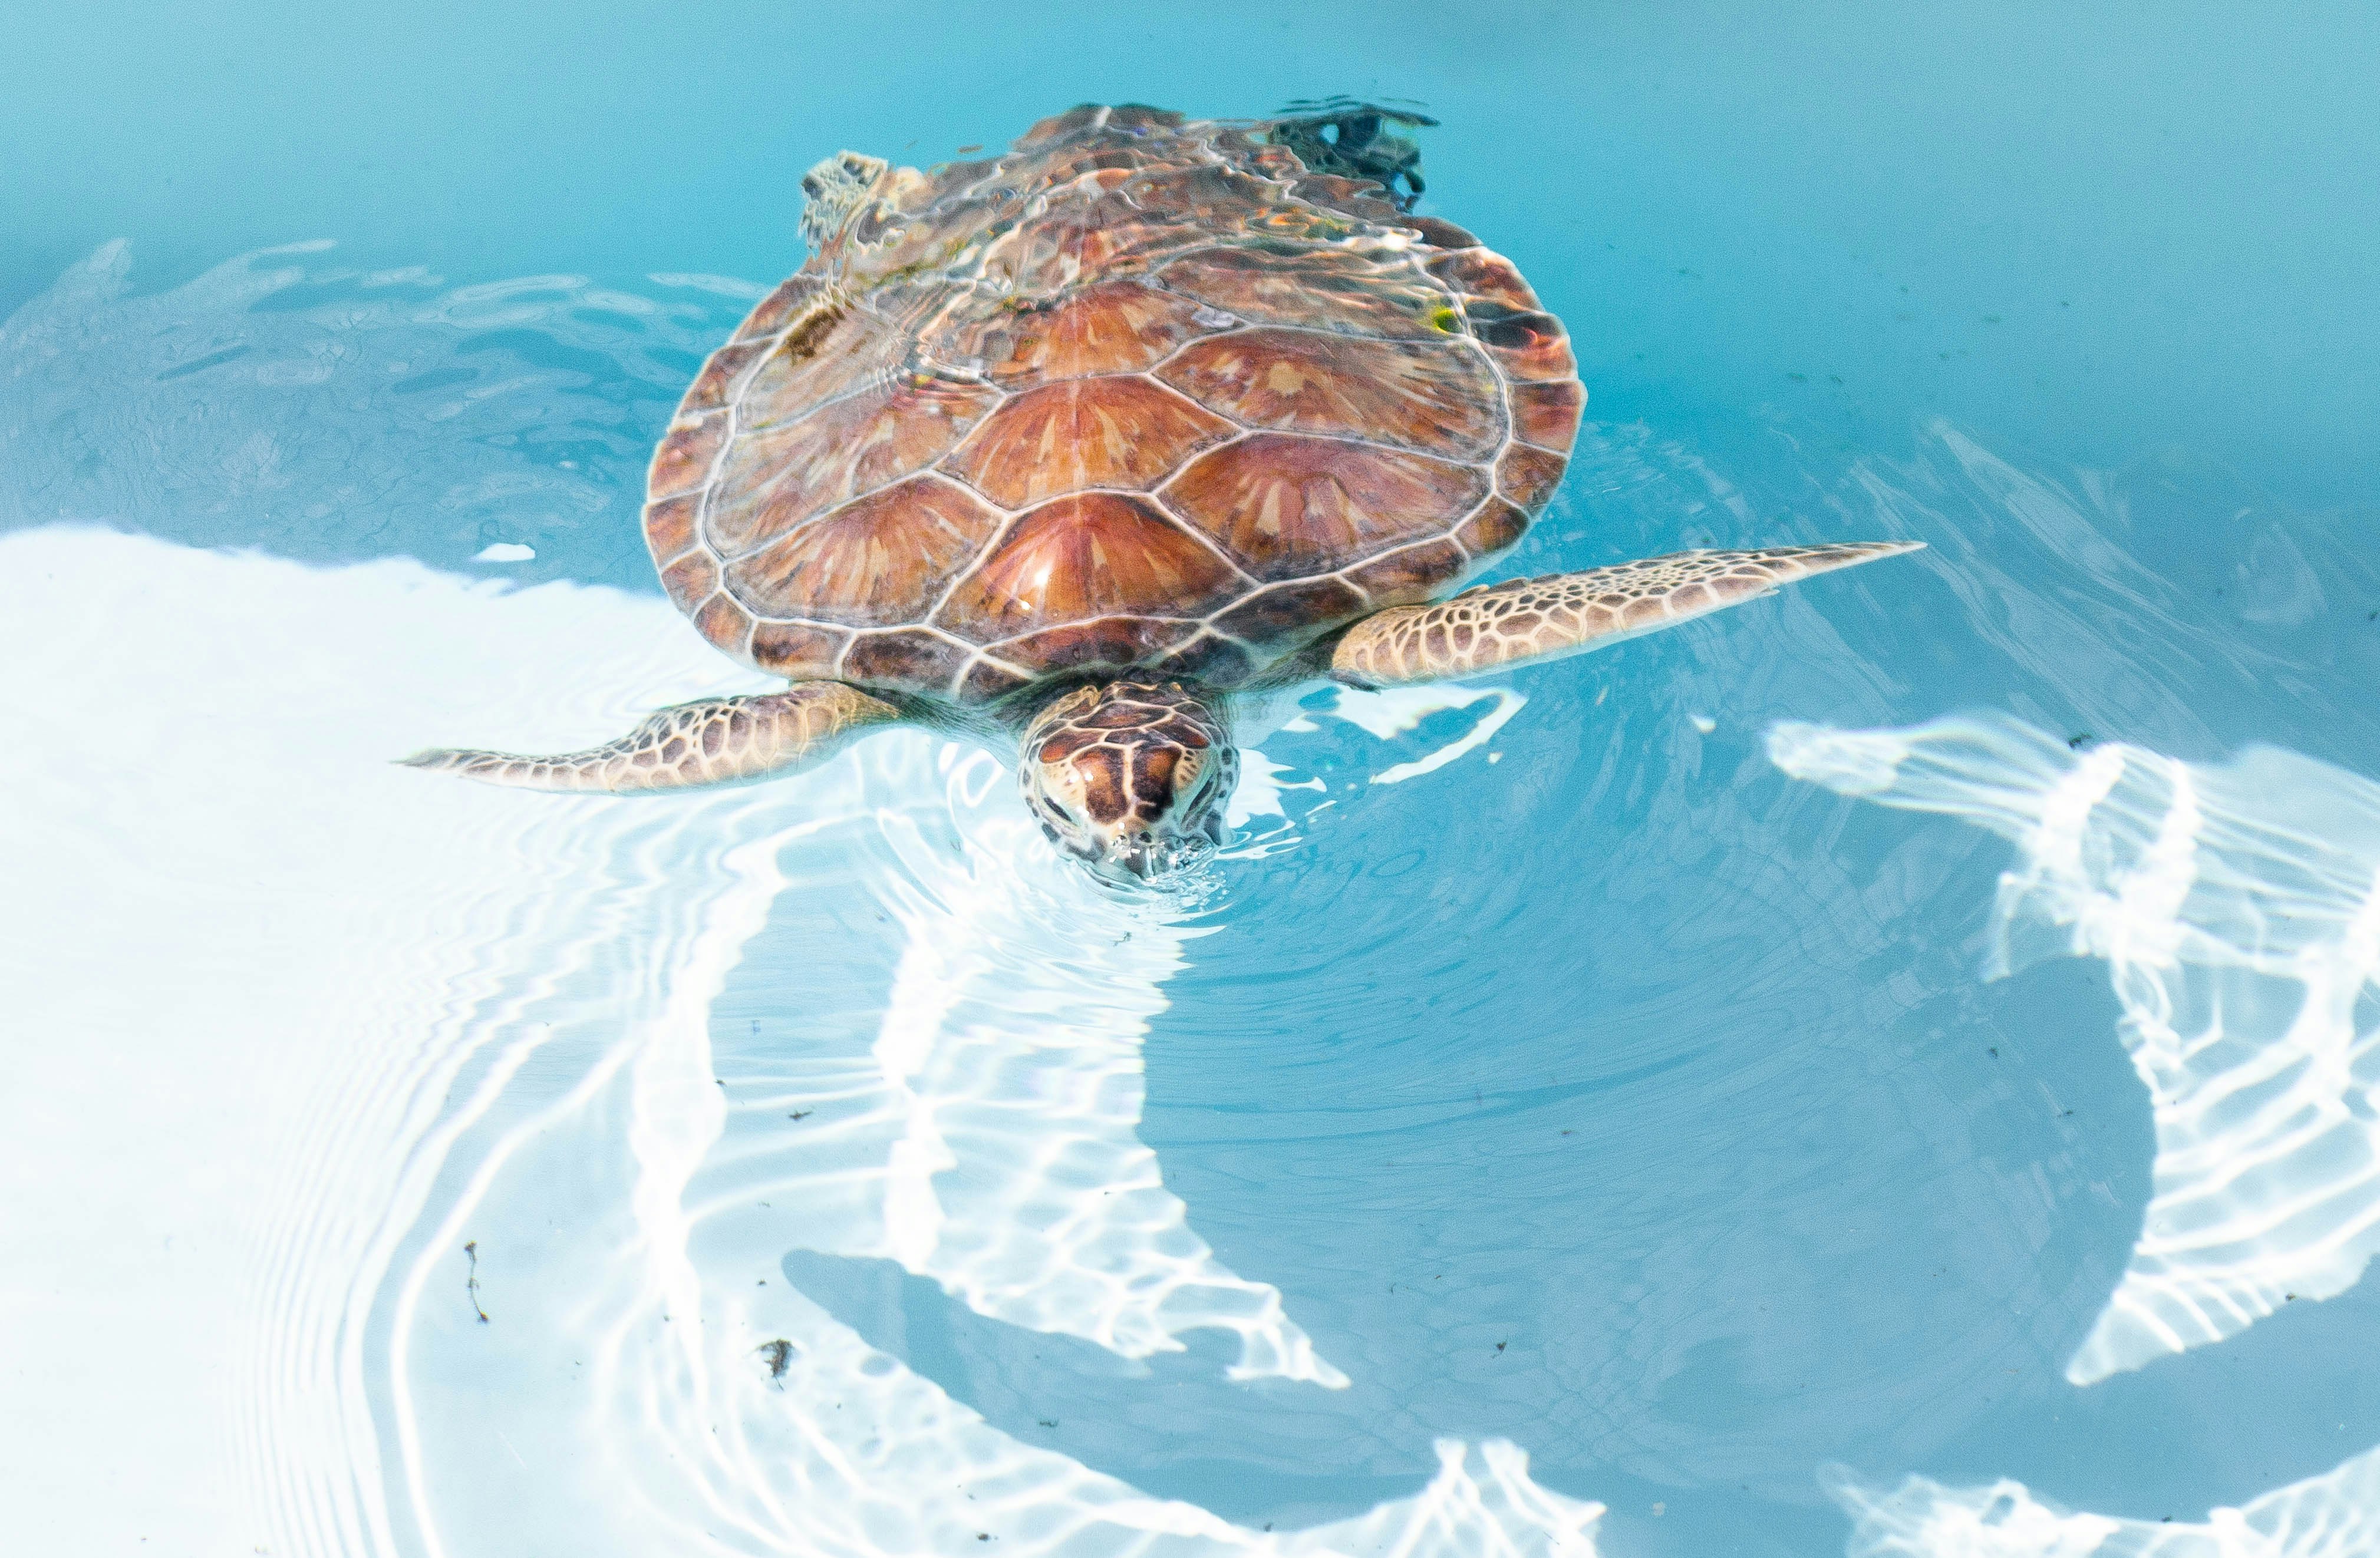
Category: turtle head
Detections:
[{"x1": 1019, "y1": 680, "x2": 1237, "y2": 882}]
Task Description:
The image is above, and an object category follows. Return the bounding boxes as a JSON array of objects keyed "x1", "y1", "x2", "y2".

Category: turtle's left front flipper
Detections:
[
  {"x1": 1330, "y1": 543, "x2": 1923, "y2": 689},
  {"x1": 400, "y1": 681, "x2": 901, "y2": 793}
]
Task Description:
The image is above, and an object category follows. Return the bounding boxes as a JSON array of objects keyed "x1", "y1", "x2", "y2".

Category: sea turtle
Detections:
[{"x1": 407, "y1": 103, "x2": 1919, "y2": 880}]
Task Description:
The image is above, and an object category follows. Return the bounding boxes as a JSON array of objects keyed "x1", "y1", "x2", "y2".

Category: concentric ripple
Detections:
[
  {"x1": 12, "y1": 234, "x2": 2380, "y2": 1555},
  {"x1": 0, "y1": 521, "x2": 1581, "y2": 1554}
]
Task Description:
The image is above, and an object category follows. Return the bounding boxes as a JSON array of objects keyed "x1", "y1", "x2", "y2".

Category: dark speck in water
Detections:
[{"x1": 463, "y1": 1240, "x2": 489, "y2": 1323}]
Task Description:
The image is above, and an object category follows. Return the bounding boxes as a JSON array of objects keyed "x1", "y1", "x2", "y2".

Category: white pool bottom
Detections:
[{"x1": 4, "y1": 523, "x2": 2375, "y2": 1556}]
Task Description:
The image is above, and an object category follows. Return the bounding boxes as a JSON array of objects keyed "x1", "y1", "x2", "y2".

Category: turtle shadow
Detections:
[{"x1": 777, "y1": 1247, "x2": 1424, "y2": 1527}]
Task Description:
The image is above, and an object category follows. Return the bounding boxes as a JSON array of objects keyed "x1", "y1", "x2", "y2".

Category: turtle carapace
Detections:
[{"x1": 407, "y1": 103, "x2": 1919, "y2": 881}]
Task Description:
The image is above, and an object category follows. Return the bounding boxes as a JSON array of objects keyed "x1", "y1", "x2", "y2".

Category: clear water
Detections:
[{"x1": 6, "y1": 5, "x2": 2380, "y2": 1555}]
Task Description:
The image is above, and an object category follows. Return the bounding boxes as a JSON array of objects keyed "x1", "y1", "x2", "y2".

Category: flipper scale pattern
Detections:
[
  {"x1": 400, "y1": 682, "x2": 899, "y2": 793},
  {"x1": 1330, "y1": 542, "x2": 1923, "y2": 688}
]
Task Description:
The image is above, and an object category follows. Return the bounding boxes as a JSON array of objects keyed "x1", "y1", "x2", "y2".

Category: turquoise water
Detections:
[{"x1": 6, "y1": 5, "x2": 2380, "y2": 1555}]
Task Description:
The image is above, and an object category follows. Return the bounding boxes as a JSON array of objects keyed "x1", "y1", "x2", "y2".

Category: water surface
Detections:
[{"x1": 6, "y1": 6, "x2": 2380, "y2": 1555}]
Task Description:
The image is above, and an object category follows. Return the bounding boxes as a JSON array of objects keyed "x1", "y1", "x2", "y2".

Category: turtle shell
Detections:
[{"x1": 644, "y1": 103, "x2": 1583, "y2": 705}]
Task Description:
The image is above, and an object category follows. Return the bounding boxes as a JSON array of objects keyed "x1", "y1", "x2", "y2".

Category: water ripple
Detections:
[
  {"x1": 1774, "y1": 712, "x2": 2380, "y2": 1381},
  {"x1": 15, "y1": 233, "x2": 2380, "y2": 1552},
  {"x1": 1830, "y1": 1441, "x2": 2380, "y2": 1556},
  {"x1": 0, "y1": 240, "x2": 740, "y2": 587},
  {"x1": 0, "y1": 521, "x2": 1578, "y2": 1553}
]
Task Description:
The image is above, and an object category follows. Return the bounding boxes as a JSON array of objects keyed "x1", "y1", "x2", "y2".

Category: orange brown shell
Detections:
[{"x1": 643, "y1": 103, "x2": 1584, "y2": 705}]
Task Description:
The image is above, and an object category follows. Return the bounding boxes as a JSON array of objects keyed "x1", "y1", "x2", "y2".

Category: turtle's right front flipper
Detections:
[{"x1": 401, "y1": 682, "x2": 900, "y2": 794}]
